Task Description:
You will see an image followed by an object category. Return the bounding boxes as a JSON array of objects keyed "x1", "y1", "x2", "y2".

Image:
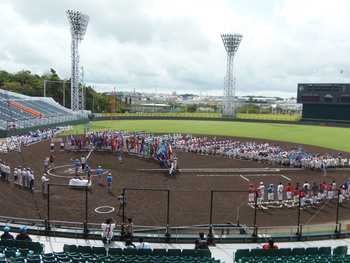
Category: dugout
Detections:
[{"x1": 297, "y1": 83, "x2": 350, "y2": 121}]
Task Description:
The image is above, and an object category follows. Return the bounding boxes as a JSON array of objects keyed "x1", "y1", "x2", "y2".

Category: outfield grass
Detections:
[{"x1": 69, "y1": 120, "x2": 350, "y2": 152}]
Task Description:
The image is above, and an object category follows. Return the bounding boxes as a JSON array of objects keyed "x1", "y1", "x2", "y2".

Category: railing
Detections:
[
  {"x1": 0, "y1": 113, "x2": 87, "y2": 130},
  {"x1": 0, "y1": 215, "x2": 348, "y2": 243}
]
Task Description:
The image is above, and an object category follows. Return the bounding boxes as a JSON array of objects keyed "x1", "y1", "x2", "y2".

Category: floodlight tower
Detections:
[
  {"x1": 221, "y1": 34, "x2": 243, "y2": 117},
  {"x1": 66, "y1": 10, "x2": 89, "y2": 112}
]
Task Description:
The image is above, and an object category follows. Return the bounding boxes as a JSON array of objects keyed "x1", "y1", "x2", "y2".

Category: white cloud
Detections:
[{"x1": 1, "y1": 0, "x2": 350, "y2": 98}]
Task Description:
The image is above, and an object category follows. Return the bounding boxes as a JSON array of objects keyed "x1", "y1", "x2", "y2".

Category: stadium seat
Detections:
[
  {"x1": 318, "y1": 246, "x2": 331, "y2": 255},
  {"x1": 27, "y1": 242, "x2": 45, "y2": 254},
  {"x1": 291, "y1": 247, "x2": 305, "y2": 256},
  {"x1": 14, "y1": 240, "x2": 29, "y2": 249},
  {"x1": 167, "y1": 248, "x2": 182, "y2": 257},
  {"x1": 234, "y1": 249, "x2": 250, "y2": 262},
  {"x1": 1, "y1": 240, "x2": 15, "y2": 248},
  {"x1": 108, "y1": 247, "x2": 123, "y2": 256},
  {"x1": 249, "y1": 248, "x2": 265, "y2": 258},
  {"x1": 333, "y1": 245, "x2": 348, "y2": 255},
  {"x1": 55, "y1": 255, "x2": 70, "y2": 263},
  {"x1": 152, "y1": 248, "x2": 167, "y2": 256},
  {"x1": 77, "y1": 245, "x2": 93, "y2": 254},
  {"x1": 196, "y1": 249, "x2": 211, "y2": 258},
  {"x1": 305, "y1": 247, "x2": 318, "y2": 255},
  {"x1": 18, "y1": 248, "x2": 31, "y2": 257},
  {"x1": 122, "y1": 248, "x2": 138, "y2": 256},
  {"x1": 63, "y1": 244, "x2": 78, "y2": 253},
  {"x1": 10, "y1": 258, "x2": 25, "y2": 263},
  {"x1": 181, "y1": 249, "x2": 198, "y2": 257},
  {"x1": 263, "y1": 248, "x2": 277, "y2": 258},
  {"x1": 92, "y1": 246, "x2": 106, "y2": 256},
  {"x1": 5, "y1": 249, "x2": 21, "y2": 258},
  {"x1": 276, "y1": 247, "x2": 292, "y2": 257}
]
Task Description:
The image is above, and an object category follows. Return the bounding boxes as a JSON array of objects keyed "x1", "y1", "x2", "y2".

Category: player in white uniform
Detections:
[
  {"x1": 277, "y1": 182, "x2": 284, "y2": 203},
  {"x1": 259, "y1": 182, "x2": 265, "y2": 201},
  {"x1": 101, "y1": 218, "x2": 116, "y2": 244}
]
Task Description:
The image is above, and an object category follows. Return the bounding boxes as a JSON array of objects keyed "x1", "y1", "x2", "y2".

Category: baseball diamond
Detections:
[{"x1": 0, "y1": 134, "x2": 349, "y2": 230}]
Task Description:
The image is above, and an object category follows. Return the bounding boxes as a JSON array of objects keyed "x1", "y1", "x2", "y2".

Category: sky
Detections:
[{"x1": 1, "y1": 0, "x2": 350, "y2": 98}]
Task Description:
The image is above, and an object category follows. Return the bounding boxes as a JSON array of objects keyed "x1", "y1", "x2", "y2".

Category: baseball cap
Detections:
[
  {"x1": 249, "y1": 184, "x2": 253, "y2": 187},
  {"x1": 270, "y1": 184, "x2": 273, "y2": 186},
  {"x1": 108, "y1": 173, "x2": 111, "y2": 175},
  {"x1": 20, "y1": 226, "x2": 27, "y2": 231},
  {"x1": 4, "y1": 227, "x2": 10, "y2": 232},
  {"x1": 260, "y1": 182, "x2": 264, "y2": 185}
]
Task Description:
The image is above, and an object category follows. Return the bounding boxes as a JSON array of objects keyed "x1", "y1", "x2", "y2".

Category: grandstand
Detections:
[{"x1": 0, "y1": 89, "x2": 88, "y2": 131}]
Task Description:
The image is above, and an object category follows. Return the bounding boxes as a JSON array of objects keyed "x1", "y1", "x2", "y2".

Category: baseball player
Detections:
[
  {"x1": 259, "y1": 182, "x2": 265, "y2": 201},
  {"x1": 256, "y1": 187, "x2": 262, "y2": 209},
  {"x1": 293, "y1": 187, "x2": 299, "y2": 205},
  {"x1": 267, "y1": 184, "x2": 274, "y2": 203},
  {"x1": 101, "y1": 218, "x2": 116, "y2": 244},
  {"x1": 248, "y1": 184, "x2": 255, "y2": 204},
  {"x1": 41, "y1": 174, "x2": 49, "y2": 195},
  {"x1": 286, "y1": 182, "x2": 293, "y2": 202},
  {"x1": 277, "y1": 182, "x2": 284, "y2": 203}
]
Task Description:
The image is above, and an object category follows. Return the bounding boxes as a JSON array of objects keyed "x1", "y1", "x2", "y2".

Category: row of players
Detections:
[{"x1": 248, "y1": 180, "x2": 350, "y2": 208}]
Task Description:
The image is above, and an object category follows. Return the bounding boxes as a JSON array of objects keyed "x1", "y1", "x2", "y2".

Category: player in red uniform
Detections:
[
  {"x1": 286, "y1": 182, "x2": 293, "y2": 202},
  {"x1": 248, "y1": 184, "x2": 255, "y2": 204}
]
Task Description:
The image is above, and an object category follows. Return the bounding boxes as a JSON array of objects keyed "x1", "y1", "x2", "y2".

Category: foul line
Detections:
[
  {"x1": 196, "y1": 173, "x2": 285, "y2": 177},
  {"x1": 281, "y1": 174, "x2": 291, "y2": 181},
  {"x1": 240, "y1": 175, "x2": 249, "y2": 181},
  {"x1": 86, "y1": 148, "x2": 94, "y2": 160}
]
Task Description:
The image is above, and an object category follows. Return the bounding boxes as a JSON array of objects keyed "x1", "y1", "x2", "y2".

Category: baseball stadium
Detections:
[
  {"x1": 1, "y1": 6, "x2": 350, "y2": 263},
  {"x1": 0, "y1": 86, "x2": 349, "y2": 262}
]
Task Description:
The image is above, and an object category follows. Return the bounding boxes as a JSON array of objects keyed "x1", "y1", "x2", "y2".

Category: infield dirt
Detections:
[{"x1": 0, "y1": 135, "x2": 349, "y2": 228}]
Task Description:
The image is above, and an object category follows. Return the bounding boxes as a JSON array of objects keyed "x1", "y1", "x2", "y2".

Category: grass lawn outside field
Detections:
[{"x1": 66, "y1": 120, "x2": 350, "y2": 153}]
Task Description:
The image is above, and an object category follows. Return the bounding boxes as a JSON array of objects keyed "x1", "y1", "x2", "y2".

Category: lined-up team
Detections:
[{"x1": 249, "y1": 179, "x2": 350, "y2": 209}]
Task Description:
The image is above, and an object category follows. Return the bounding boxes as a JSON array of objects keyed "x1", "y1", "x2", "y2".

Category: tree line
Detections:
[{"x1": 0, "y1": 68, "x2": 124, "y2": 113}]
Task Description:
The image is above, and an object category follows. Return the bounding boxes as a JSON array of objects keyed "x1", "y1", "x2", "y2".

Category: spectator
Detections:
[
  {"x1": 136, "y1": 236, "x2": 152, "y2": 249},
  {"x1": 194, "y1": 232, "x2": 209, "y2": 249},
  {"x1": 101, "y1": 217, "x2": 116, "y2": 244},
  {"x1": 117, "y1": 193, "x2": 127, "y2": 216},
  {"x1": 1, "y1": 227, "x2": 14, "y2": 240},
  {"x1": 262, "y1": 238, "x2": 278, "y2": 249},
  {"x1": 123, "y1": 217, "x2": 133, "y2": 240},
  {"x1": 125, "y1": 238, "x2": 136, "y2": 249},
  {"x1": 16, "y1": 227, "x2": 32, "y2": 241}
]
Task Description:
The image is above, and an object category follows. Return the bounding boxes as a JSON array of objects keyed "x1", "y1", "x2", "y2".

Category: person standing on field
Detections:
[
  {"x1": 96, "y1": 166, "x2": 104, "y2": 185},
  {"x1": 106, "y1": 173, "x2": 113, "y2": 193}
]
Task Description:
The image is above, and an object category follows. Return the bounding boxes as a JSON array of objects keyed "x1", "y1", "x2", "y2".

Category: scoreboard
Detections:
[
  {"x1": 297, "y1": 83, "x2": 350, "y2": 121},
  {"x1": 297, "y1": 83, "x2": 350, "y2": 104}
]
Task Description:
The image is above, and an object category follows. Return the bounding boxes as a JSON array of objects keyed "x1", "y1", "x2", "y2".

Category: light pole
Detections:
[
  {"x1": 221, "y1": 34, "x2": 243, "y2": 117},
  {"x1": 66, "y1": 10, "x2": 89, "y2": 112}
]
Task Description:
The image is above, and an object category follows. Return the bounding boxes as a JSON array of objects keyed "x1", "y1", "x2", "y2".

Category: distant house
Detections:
[{"x1": 197, "y1": 107, "x2": 215, "y2": 112}]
